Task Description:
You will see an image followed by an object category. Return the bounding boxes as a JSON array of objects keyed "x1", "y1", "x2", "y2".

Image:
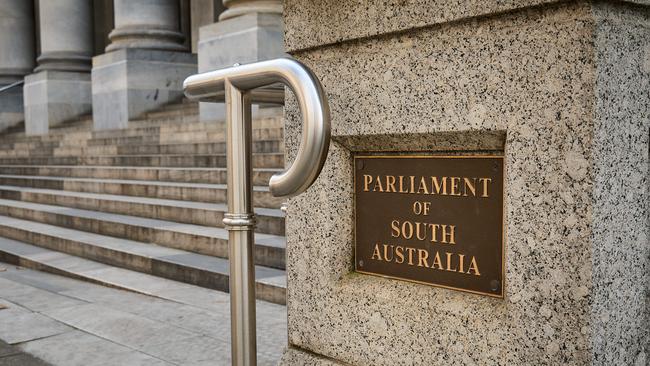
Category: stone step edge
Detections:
[
  {"x1": 0, "y1": 165, "x2": 283, "y2": 183},
  {"x1": 0, "y1": 174, "x2": 274, "y2": 191},
  {"x1": 4, "y1": 138, "x2": 286, "y2": 151},
  {"x1": 0, "y1": 237, "x2": 281, "y2": 309},
  {"x1": 0, "y1": 152, "x2": 286, "y2": 161},
  {"x1": 0, "y1": 185, "x2": 285, "y2": 235},
  {"x1": 0, "y1": 184, "x2": 283, "y2": 216},
  {"x1": 1, "y1": 119, "x2": 284, "y2": 143},
  {"x1": 0, "y1": 198, "x2": 286, "y2": 269},
  {"x1": 0, "y1": 175, "x2": 284, "y2": 208},
  {"x1": 0, "y1": 165, "x2": 283, "y2": 173},
  {"x1": 0, "y1": 216, "x2": 286, "y2": 305},
  {"x1": 0, "y1": 165, "x2": 282, "y2": 186},
  {"x1": 0, "y1": 155, "x2": 286, "y2": 171}
]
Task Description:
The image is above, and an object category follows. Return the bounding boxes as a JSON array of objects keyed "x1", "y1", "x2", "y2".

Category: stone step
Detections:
[
  {"x1": 49, "y1": 116, "x2": 94, "y2": 132},
  {"x1": 0, "y1": 165, "x2": 281, "y2": 185},
  {"x1": 151, "y1": 100, "x2": 198, "y2": 113},
  {"x1": 0, "y1": 175, "x2": 283, "y2": 208},
  {"x1": 0, "y1": 152, "x2": 286, "y2": 169},
  {"x1": 17, "y1": 126, "x2": 282, "y2": 148},
  {"x1": 0, "y1": 199, "x2": 285, "y2": 269},
  {"x1": 90, "y1": 120, "x2": 222, "y2": 138},
  {"x1": 111, "y1": 116, "x2": 281, "y2": 138},
  {"x1": 140, "y1": 104, "x2": 283, "y2": 126},
  {"x1": 0, "y1": 117, "x2": 92, "y2": 139},
  {"x1": 0, "y1": 117, "x2": 207, "y2": 143},
  {"x1": 142, "y1": 111, "x2": 199, "y2": 125},
  {"x1": 142, "y1": 100, "x2": 198, "y2": 116},
  {"x1": 0, "y1": 124, "x2": 213, "y2": 147},
  {"x1": 0, "y1": 225, "x2": 286, "y2": 305},
  {"x1": 86, "y1": 127, "x2": 285, "y2": 147},
  {"x1": 0, "y1": 241, "x2": 229, "y2": 312},
  {"x1": 0, "y1": 121, "x2": 25, "y2": 136},
  {"x1": 0, "y1": 148, "x2": 54, "y2": 158},
  {"x1": 0, "y1": 131, "x2": 92, "y2": 144},
  {"x1": 142, "y1": 106, "x2": 197, "y2": 119},
  {"x1": 1, "y1": 140, "x2": 60, "y2": 149},
  {"x1": 53, "y1": 139, "x2": 284, "y2": 156},
  {"x1": 0, "y1": 185, "x2": 285, "y2": 235},
  {"x1": 0, "y1": 116, "x2": 283, "y2": 146},
  {"x1": 0, "y1": 139, "x2": 285, "y2": 158}
]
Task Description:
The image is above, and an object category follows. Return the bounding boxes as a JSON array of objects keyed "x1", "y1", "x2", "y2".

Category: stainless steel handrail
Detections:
[
  {"x1": 0, "y1": 80, "x2": 24, "y2": 94},
  {"x1": 183, "y1": 57, "x2": 331, "y2": 366},
  {"x1": 184, "y1": 57, "x2": 331, "y2": 197}
]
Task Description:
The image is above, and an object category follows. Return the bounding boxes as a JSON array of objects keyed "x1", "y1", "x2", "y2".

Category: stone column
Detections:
[
  {"x1": 23, "y1": 0, "x2": 93, "y2": 135},
  {"x1": 0, "y1": 0, "x2": 35, "y2": 132},
  {"x1": 218, "y1": 0, "x2": 281, "y2": 21},
  {"x1": 92, "y1": 0, "x2": 197, "y2": 131},
  {"x1": 197, "y1": 0, "x2": 284, "y2": 122},
  {"x1": 106, "y1": 0, "x2": 185, "y2": 52}
]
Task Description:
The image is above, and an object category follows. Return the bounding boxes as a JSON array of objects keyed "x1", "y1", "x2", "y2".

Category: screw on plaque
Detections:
[
  {"x1": 493, "y1": 162, "x2": 499, "y2": 171},
  {"x1": 357, "y1": 160, "x2": 364, "y2": 170},
  {"x1": 490, "y1": 279, "x2": 500, "y2": 292},
  {"x1": 358, "y1": 260, "x2": 364, "y2": 267}
]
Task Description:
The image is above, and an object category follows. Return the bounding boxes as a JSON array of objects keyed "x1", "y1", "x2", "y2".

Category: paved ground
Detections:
[
  {"x1": 0, "y1": 339, "x2": 50, "y2": 366},
  {"x1": 0, "y1": 262, "x2": 287, "y2": 366}
]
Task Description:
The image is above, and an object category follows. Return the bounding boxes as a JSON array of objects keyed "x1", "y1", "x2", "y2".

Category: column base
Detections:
[
  {"x1": 0, "y1": 84, "x2": 24, "y2": 132},
  {"x1": 23, "y1": 71, "x2": 91, "y2": 135},
  {"x1": 197, "y1": 12, "x2": 284, "y2": 123},
  {"x1": 91, "y1": 49, "x2": 197, "y2": 131}
]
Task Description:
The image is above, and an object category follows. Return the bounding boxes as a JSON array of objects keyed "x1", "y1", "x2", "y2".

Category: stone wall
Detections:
[
  {"x1": 591, "y1": 2, "x2": 649, "y2": 364},
  {"x1": 280, "y1": 1, "x2": 649, "y2": 365}
]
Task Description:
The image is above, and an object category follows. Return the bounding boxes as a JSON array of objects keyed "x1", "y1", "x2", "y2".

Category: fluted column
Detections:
[
  {"x1": 197, "y1": 0, "x2": 285, "y2": 123},
  {"x1": 0, "y1": 0, "x2": 35, "y2": 131},
  {"x1": 106, "y1": 0, "x2": 186, "y2": 52},
  {"x1": 92, "y1": 0, "x2": 196, "y2": 131},
  {"x1": 35, "y1": 0, "x2": 93, "y2": 72},
  {"x1": 24, "y1": 0, "x2": 93, "y2": 135}
]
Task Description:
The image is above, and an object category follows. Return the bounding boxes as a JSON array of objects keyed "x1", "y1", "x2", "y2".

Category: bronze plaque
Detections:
[{"x1": 354, "y1": 155, "x2": 504, "y2": 297}]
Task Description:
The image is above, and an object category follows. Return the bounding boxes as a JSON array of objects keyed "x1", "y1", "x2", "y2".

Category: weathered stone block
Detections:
[
  {"x1": 197, "y1": 12, "x2": 284, "y2": 123},
  {"x1": 23, "y1": 71, "x2": 91, "y2": 135},
  {"x1": 281, "y1": 1, "x2": 649, "y2": 365},
  {"x1": 91, "y1": 49, "x2": 197, "y2": 131}
]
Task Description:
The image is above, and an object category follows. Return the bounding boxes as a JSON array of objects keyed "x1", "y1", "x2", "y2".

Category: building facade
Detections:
[
  {"x1": 0, "y1": 1, "x2": 648, "y2": 365},
  {"x1": 0, "y1": 0, "x2": 284, "y2": 134}
]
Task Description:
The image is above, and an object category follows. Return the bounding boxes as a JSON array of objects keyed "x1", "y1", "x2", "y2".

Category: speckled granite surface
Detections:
[
  {"x1": 280, "y1": 1, "x2": 649, "y2": 365},
  {"x1": 591, "y1": 2, "x2": 649, "y2": 364},
  {"x1": 280, "y1": 348, "x2": 345, "y2": 366},
  {"x1": 284, "y1": 0, "x2": 650, "y2": 52}
]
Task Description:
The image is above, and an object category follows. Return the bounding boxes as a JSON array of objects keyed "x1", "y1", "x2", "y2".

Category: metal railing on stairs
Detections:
[{"x1": 0, "y1": 80, "x2": 24, "y2": 95}]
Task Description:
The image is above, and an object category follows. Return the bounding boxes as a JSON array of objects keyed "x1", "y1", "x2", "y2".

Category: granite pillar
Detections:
[
  {"x1": 197, "y1": 0, "x2": 284, "y2": 122},
  {"x1": 0, "y1": 0, "x2": 35, "y2": 132},
  {"x1": 92, "y1": 0, "x2": 196, "y2": 130},
  {"x1": 24, "y1": 0, "x2": 93, "y2": 135},
  {"x1": 280, "y1": 1, "x2": 649, "y2": 365}
]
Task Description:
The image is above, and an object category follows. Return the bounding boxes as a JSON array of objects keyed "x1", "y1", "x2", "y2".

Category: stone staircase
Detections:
[{"x1": 0, "y1": 101, "x2": 287, "y2": 304}]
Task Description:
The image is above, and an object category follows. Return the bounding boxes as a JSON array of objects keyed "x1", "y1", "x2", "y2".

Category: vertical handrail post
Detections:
[
  {"x1": 184, "y1": 57, "x2": 331, "y2": 366},
  {"x1": 223, "y1": 81, "x2": 257, "y2": 366}
]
